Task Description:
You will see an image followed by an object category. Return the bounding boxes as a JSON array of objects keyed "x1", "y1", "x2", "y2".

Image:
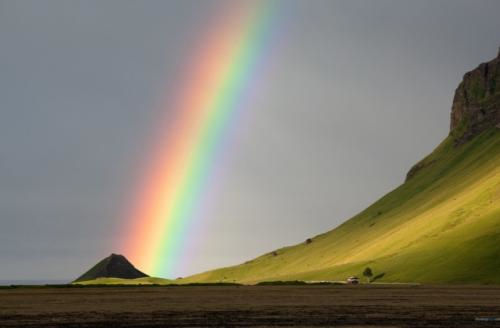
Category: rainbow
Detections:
[{"x1": 121, "y1": 1, "x2": 282, "y2": 277}]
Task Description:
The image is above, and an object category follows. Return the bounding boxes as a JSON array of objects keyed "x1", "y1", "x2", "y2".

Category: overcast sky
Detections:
[{"x1": 1, "y1": 0, "x2": 499, "y2": 281}]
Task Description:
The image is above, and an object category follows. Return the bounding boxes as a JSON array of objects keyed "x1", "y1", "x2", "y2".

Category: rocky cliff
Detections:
[
  {"x1": 450, "y1": 47, "x2": 500, "y2": 144},
  {"x1": 407, "y1": 48, "x2": 500, "y2": 181}
]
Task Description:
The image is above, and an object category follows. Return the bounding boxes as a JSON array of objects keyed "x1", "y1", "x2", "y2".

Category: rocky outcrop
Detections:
[
  {"x1": 450, "y1": 47, "x2": 500, "y2": 144},
  {"x1": 406, "y1": 48, "x2": 500, "y2": 181},
  {"x1": 73, "y1": 253, "x2": 148, "y2": 282},
  {"x1": 406, "y1": 159, "x2": 436, "y2": 181}
]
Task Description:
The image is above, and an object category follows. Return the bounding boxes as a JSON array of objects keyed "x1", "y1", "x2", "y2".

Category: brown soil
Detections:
[{"x1": 1, "y1": 285, "x2": 500, "y2": 327}]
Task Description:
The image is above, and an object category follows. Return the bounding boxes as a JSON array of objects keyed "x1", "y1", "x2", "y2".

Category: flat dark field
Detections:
[{"x1": 1, "y1": 285, "x2": 500, "y2": 327}]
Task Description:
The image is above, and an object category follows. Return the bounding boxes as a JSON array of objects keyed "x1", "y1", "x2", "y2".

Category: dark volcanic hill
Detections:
[{"x1": 74, "y1": 254, "x2": 148, "y2": 282}]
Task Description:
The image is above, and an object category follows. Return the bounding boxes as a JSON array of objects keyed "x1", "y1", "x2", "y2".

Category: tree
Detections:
[{"x1": 363, "y1": 267, "x2": 373, "y2": 283}]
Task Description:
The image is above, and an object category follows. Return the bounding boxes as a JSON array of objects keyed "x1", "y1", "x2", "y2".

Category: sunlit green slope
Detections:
[
  {"x1": 182, "y1": 129, "x2": 500, "y2": 284},
  {"x1": 183, "y1": 50, "x2": 500, "y2": 284}
]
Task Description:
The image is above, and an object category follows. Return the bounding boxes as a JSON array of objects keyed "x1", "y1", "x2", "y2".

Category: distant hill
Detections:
[
  {"x1": 74, "y1": 254, "x2": 148, "y2": 282},
  {"x1": 181, "y1": 48, "x2": 500, "y2": 284}
]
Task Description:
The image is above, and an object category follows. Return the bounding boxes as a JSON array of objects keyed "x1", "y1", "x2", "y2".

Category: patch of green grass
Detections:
[
  {"x1": 72, "y1": 277, "x2": 244, "y2": 286},
  {"x1": 256, "y1": 280, "x2": 343, "y2": 286},
  {"x1": 73, "y1": 277, "x2": 173, "y2": 285}
]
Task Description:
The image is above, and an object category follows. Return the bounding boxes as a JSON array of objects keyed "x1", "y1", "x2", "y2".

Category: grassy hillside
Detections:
[{"x1": 182, "y1": 127, "x2": 500, "y2": 284}]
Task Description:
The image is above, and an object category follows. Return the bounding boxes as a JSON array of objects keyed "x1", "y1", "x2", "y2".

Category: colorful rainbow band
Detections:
[{"x1": 122, "y1": 0, "x2": 282, "y2": 277}]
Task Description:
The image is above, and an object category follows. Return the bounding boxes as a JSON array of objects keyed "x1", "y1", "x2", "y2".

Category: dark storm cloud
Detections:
[{"x1": 1, "y1": 0, "x2": 499, "y2": 279}]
